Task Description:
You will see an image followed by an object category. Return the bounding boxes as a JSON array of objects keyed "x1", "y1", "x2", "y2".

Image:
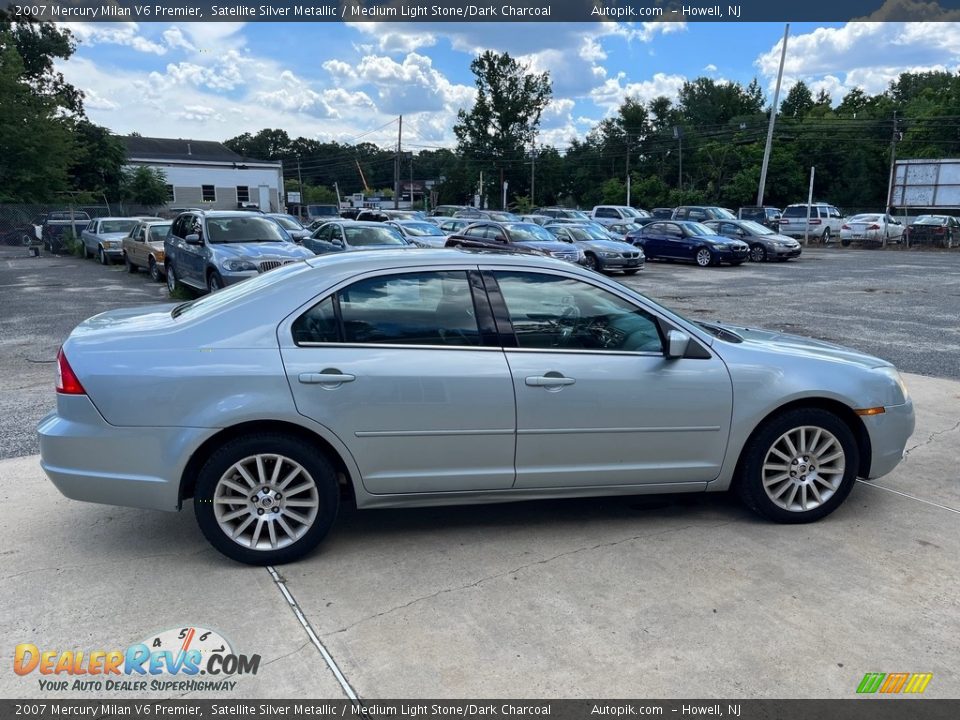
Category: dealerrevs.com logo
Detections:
[{"x1": 14, "y1": 626, "x2": 260, "y2": 693}]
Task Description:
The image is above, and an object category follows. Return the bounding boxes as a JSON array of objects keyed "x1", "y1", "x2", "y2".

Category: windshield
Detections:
[
  {"x1": 687, "y1": 222, "x2": 717, "y2": 236},
  {"x1": 344, "y1": 226, "x2": 408, "y2": 246},
  {"x1": 100, "y1": 220, "x2": 138, "y2": 234},
  {"x1": 849, "y1": 214, "x2": 882, "y2": 223},
  {"x1": 206, "y1": 216, "x2": 288, "y2": 243},
  {"x1": 713, "y1": 208, "x2": 736, "y2": 219},
  {"x1": 272, "y1": 216, "x2": 304, "y2": 230},
  {"x1": 504, "y1": 223, "x2": 555, "y2": 242},
  {"x1": 147, "y1": 224, "x2": 171, "y2": 241},
  {"x1": 400, "y1": 222, "x2": 444, "y2": 237},
  {"x1": 622, "y1": 207, "x2": 644, "y2": 218},
  {"x1": 738, "y1": 220, "x2": 773, "y2": 235}
]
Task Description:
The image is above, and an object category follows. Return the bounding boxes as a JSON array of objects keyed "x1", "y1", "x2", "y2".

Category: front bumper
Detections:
[
  {"x1": 862, "y1": 399, "x2": 916, "y2": 479},
  {"x1": 101, "y1": 246, "x2": 124, "y2": 257},
  {"x1": 38, "y1": 395, "x2": 212, "y2": 512},
  {"x1": 600, "y1": 256, "x2": 645, "y2": 269},
  {"x1": 770, "y1": 246, "x2": 802, "y2": 258},
  {"x1": 714, "y1": 247, "x2": 749, "y2": 262}
]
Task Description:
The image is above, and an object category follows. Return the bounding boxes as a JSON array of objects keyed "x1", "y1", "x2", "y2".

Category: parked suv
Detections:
[
  {"x1": 671, "y1": 206, "x2": 736, "y2": 222},
  {"x1": 779, "y1": 203, "x2": 844, "y2": 243},
  {"x1": 591, "y1": 205, "x2": 651, "y2": 225},
  {"x1": 738, "y1": 206, "x2": 782, "y2": 232},
  {"x1": 164, "y1": 211, "x2": 313, "y2": 294}
]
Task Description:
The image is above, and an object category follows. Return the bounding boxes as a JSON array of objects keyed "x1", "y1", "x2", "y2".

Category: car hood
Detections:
[
  {"x1": 701, "y1": 235, "x2": 749, "y2": 247},
  {"x1": 710, "y1": 322, "x2": 891, "y2": 370},
  {"x1": 97, "y1": 232, "x2": 130, "y2": 242},
  {"x1": 211, "y1": 242, "x2": 313, "y2": 260},
  {"x1": 520, "y1": 240, "x2": 578, "y2": 253},
  {"x1": 576, "y1": 239, "x2": 638, "y2": 253}
]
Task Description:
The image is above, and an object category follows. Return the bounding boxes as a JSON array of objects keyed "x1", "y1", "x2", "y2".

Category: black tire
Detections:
[
  {"x1": 749, "y1": 244, "x2": 766, "y2": 262},
  {"x1": 840, "y1": 237, "x2": 851, "y2": 247},
  {"x1": 695, "y1": 247, "x2": 714, "y2": 267},
  {"x1": 822, "y1": 228, "x2": 831, "y2": 244},
  {"x1": 583, "y1": 253, "x2": 599, "y2": 272},
  {"x1": 736, "y1": 408, "x2": 859, "y2": 524},
  {"x1": 124, "y1": 253, "x2": 137, "y2": 273},
  {"x1": 622, "y1": 268, "x2": 640, "y2": 275},
  {"x1": 81, "y1": 242, "x2": 90, "y2": 259},
  {"x1": 193, "y1": 433, "x2": 340, "y2": 565},
  {"x1": 149, "y1": 257, "x2": 162, "y2": 282},
  {"x1": 207, "y1": 270, "x2": 225, "y2": 293},
  {"x1": 167, "y1": 263, "x2": 181, "y2": 294},
  {"x1": 98, "y1": 246, "x2": 110, "y2": 265}
]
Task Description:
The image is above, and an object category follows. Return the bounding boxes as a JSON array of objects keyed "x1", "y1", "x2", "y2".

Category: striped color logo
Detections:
[{"x1": 857, "y1": 673, "x2": 933, "y2": 694}]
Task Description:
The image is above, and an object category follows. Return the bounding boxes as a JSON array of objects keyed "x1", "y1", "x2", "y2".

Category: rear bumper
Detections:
[
  {"x1": 37, "y1": 396, "x2": 212, "y2": 512},
  {"x1": 862, "y1": 400, "x2": 915, "y2": 479}
]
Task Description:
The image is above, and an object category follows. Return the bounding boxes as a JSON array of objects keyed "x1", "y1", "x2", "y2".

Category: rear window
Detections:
[{"x1": 783, "y1": 206, "x2": 814, "y2": 218}]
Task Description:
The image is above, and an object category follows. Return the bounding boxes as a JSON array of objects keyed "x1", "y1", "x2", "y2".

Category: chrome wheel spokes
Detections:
[{"x1": 762, "y1": 425, "x2": 845, "y2": 512}]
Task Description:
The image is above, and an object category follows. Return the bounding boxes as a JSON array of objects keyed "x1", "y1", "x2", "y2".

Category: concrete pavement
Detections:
[{"x1": 0, "y1": 373, "x2": 956, "y2": 699}]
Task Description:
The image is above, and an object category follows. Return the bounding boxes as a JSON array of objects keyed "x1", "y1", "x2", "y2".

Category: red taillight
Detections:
[
  {"x1": 809, "y1": 218, "x2": 821, "y2": 225},
  {"x1": 841, "y1": 224, "x2": 850, "y2": 230},
  {"x1": 56, "y1": 348, "x2": 86, "y2": 395},
  {"x1": 935, "y1": 227, "x2": 946, "y2": 234},
  {"x1": 867, "y1": 224, "x2": 880, "y2": 230}
]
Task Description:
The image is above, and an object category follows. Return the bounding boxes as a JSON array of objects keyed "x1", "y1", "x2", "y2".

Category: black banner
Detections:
[
  {"x1": 1, "y1": 700, "x2": 959, "y2": 720},
  {"x1": 4, "y1": 0, "x2": 960, "y2": 23}
]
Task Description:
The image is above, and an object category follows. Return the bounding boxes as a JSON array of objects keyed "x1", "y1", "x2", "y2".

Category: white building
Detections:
[{"x1": 122, "y1": 136, "x2": 284, "y2": 212}]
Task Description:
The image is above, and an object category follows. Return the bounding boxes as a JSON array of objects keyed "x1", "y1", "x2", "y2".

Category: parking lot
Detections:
[{"x1": 1, "y1": 244, "x2": 958, "y2": 699}]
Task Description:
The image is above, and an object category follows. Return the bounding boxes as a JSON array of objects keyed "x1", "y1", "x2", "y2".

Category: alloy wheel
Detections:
[
  {"x1": 695, "y1": 248, "x2": 712, "y2": 267},
  {"x1": 761, "y1": 426, "x2": 845, "y2": 512},
  {"x1": 213, "y1": 454, "x2": 320, "y2": 551},
  {"x1": 750, "y1": 245, "x2": 766, "y2": 262}
]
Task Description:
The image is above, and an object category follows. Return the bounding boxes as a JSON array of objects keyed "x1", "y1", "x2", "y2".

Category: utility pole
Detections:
[
  {"x1": 674, "y1": 127, "x2": 684, "y2": 193},
  {"x1": 530, "y1": 145, "x2": 536, "y2": 207},
  {"x1": 625, "y1": 134, "x2": 631, "y2": 206},
  {"x1": 409, "y1": 153, "x2": 414, "y2": 209},
  {"x1": 757, "y1": 23, "x2": 789, "y2": 206},
  {"x1": 394, "y1": 115, "x2": 402, "y2": 209},
  {"x1": 885, "y1": 111, "x2": 901, "y2": 247},
  {"x1": 297, "y1": 156, "x2": 304, "y2": 216}
]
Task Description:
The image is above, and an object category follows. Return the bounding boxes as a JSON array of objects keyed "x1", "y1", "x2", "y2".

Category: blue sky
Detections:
[{"x1": 57, "y1": 21, "x2": 960, "y2": 150}]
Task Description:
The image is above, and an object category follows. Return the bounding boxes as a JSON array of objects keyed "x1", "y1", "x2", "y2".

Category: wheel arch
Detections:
[
  {"x1": 178, "y1": 419, "x2": 357, "y2": 508},
  {"x1": 732, "y1": 397, "x2": 872, "y2": 485}
]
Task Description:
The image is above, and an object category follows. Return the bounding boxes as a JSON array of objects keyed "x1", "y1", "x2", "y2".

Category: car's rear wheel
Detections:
[
  {"x1": 149, "y1": 257, "x2": 162, "y2": 282},
  {"x1": 737, "y1": 408, "x2": 859, "y2": 523},
  {"x1": 695, "y1": 248, "x2": 713, "y2": 267},
  {"x1": 822, "y1": 228, "x2": 832, "y2": 244},
  {"x1": 193, "y1": 434, "x2": 340, "y2": 565},
  {"x1": 124, "y1": 253, "x2": 137, "y2": 273},
  {"x1": 81, "y1": 243, "x2": 90, "y2": 259},
  {"x1": 749, "y1": 244, "x2": 766, "y2": 262}
]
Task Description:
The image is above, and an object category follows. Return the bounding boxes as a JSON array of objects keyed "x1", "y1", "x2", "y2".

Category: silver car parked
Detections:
[
  {"x1": 81, "y1": 217, "x2": 153, "y2": 265},
  {"x1": 39, "y1": 251, "x2": 914, "y2": 565},
  {"x1": 164, "y1": 210, "x2": 313, "y2": 294}
]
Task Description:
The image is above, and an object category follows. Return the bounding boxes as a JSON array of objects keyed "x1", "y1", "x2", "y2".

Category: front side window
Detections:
[
  {"x1": 494, "y1": 272, "x2": 663, "y2": 353},
  {"x1": 293, "y1": 271, "x2": 481, "y2": 347}
]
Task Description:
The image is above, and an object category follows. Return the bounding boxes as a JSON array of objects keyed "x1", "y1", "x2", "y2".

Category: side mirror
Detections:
[
  {"x1": 185, "y1": 233, "x2": 202, "y2": 245},
  {"x1": 665, "y1": 330, "x2": 690, "y2": 359}
]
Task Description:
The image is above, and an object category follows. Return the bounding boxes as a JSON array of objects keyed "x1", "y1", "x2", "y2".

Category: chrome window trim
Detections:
[{"x1": 294, "y1": 341, "x2": 501, "y2": 352}]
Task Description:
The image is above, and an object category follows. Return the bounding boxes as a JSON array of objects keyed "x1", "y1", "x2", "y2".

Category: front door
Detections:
[
  {"x1": 488, "y1": 269, "x2": 733, "y2": 489},
  {"x1": 279, "y1": 268, "x2": 517, "y2": 495}
]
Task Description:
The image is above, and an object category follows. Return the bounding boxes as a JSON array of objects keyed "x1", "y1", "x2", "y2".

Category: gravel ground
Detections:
[{"x1": 1, "y1": 243, "x2": 957, "y2": 459}]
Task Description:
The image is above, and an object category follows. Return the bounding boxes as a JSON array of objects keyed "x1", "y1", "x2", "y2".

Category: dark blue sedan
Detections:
[{"x1": 634, "y1": 220, "x2": 749, "y2": 267}]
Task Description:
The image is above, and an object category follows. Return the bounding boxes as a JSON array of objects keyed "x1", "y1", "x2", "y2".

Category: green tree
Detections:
[
  {"x1": 780, "y1": 82, "x2": 814, "y2": 118},
  {"x1": 120, "y1": 166, "x2": 169, "y2": 207},
  {"x1": 453, "y1": 50, "x2": 552, "y2": 208}
]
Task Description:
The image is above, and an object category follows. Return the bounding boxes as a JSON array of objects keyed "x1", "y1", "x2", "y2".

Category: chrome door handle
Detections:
[
  {"x1": 299, "y1": 371, "x2": 356, "y2": 385},
  {"x1": 525, "y1": 375, "x2": 575, "y2": 387}
]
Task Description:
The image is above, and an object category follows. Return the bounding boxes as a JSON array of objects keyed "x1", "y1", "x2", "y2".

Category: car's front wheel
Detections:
[
  {"x1": 149, "y1": 257, "x2": 162, "y2": 282},
  {"x1": 193, "y1": 434, "x2": 340, "y2": 565},
  {"x1": 207, "y1": 270, "x2": 225, "y2": 292},
  {"x1": 822, "y1": 228, "x2": 832, "y2": 244},
  {"x1": 750, "y1": 244, "x2": 766, "y2": 262},
  {"x1": 98, "y1": 246, "x2": 110, "y2": 265},
  {"x1": 583, "y1": 253, "x2": 599, "y2": 272},
  {"x1": 737, "y1": 408, "x2": 859, "y2": 523},
  {"x1": 695, "y1": 247, "x2": 713, "y2": 267}
]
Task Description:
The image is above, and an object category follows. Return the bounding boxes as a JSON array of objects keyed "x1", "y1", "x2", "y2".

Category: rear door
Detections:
[{"x1": 279, "y1": 268, "x2": 517, "y2": 494}]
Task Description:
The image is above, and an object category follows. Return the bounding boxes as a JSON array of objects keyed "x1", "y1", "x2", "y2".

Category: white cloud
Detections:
[
  {"x1": 82, "y1": 88, "x2": 118, "y2": 110},
  {"x1": 755, "y1": 22, "x2": 960, "y2": 100},
  {"x1": 177, "y1": 105, "x2": 221, "y2": 122},
  {"x1": 161, "y1": 27, "x2": 195, "y2": 52},
  {"x1": 703, "y1": 63, "x2": 718, "y2": 73},
  {"x1": 348, "y1": 23, "x2": 438, "y2": 53},
  {"x1": 590, "y1": 72, "x2": 687, "y2": 112},
  {"x1": 61, "y1": 22, "x2": 167, "y2": 55}
]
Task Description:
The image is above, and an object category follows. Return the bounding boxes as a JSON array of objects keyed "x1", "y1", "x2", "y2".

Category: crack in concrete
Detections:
[
  {"x1": 323, "y1": 521, "x2": 731, "y2": 637},
  {"x1": 261, "y1": 639, "x2": 313, "y2": 668},
  {"x1": 904, "y1": 418, "x2": 960, "y2": 460}
]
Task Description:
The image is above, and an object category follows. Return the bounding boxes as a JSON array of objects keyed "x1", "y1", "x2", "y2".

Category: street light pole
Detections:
[{"x1": 757, "y1": 23, "x2": 790, "y2": 206}]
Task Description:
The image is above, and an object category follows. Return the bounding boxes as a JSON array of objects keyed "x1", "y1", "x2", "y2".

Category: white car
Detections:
[
  {"x1": 840, "y1": 214, "x2": 905, "y2": 246},
  {"x1": 779, "y1": 204, "x2": 845, "y2": 243},
  {"x1": 591, "y1": 205, "x2": 651, "y2": 226}
]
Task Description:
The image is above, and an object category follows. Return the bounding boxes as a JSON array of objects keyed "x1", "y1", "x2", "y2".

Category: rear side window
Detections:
[
  {"x1": 595, "y1": 208, "x2": 618, "y2": 218},
  {"x1": 293, "y1": 271, "x2": 482, "y2": 347}
]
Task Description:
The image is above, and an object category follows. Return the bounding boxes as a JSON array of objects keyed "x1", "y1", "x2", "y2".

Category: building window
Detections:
[
  {"x1": 166, "y1": 185, "x2": 175, "y2": 202},
  {"x1": 236, "y1": 186, "x2": 249, "y2": 202},
  {"x1": 202, "y1": 185, "x2": 216, "y2": 202}
]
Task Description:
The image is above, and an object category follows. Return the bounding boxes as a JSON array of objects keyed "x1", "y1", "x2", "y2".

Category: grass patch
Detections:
[{"x1": 168, "y1": 285, "x2": 194, "y2": 301}]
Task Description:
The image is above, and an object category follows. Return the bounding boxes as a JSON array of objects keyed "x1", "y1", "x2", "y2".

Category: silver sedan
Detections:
[{"x1": 39, "y1": 251, "x2": 914, "y2": 565}]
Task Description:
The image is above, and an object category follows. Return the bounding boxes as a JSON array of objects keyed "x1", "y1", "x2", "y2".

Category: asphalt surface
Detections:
[{"x1": 1, "y1": 243, "x2": 958, "y2": 460}]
